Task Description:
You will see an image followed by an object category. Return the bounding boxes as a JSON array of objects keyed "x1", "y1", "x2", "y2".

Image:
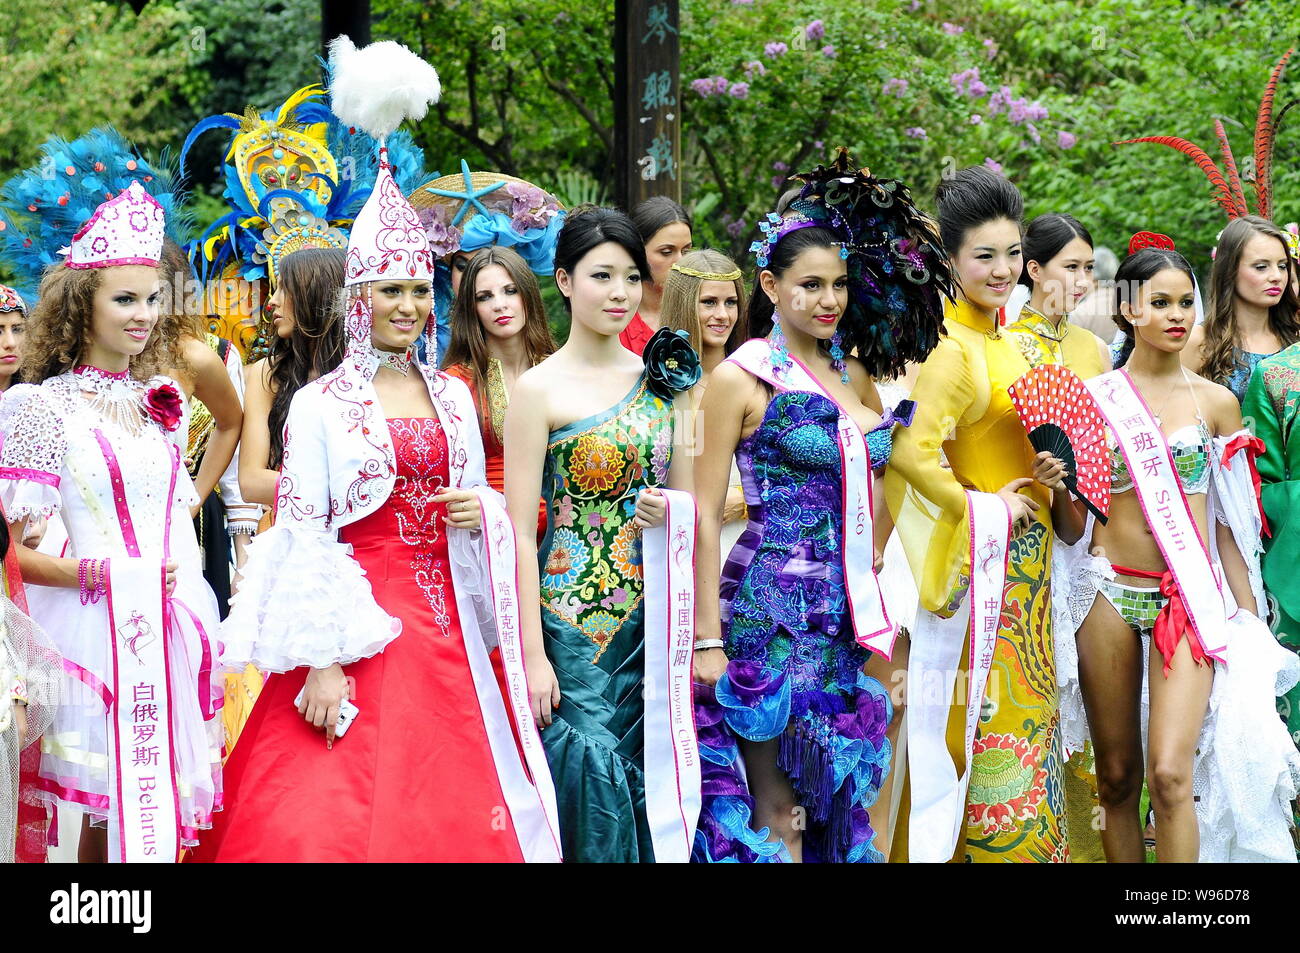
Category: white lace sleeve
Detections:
[
  {"x1": 1209, "y1": 431, "x2": 1266, "y2": 616},
  {"x1": 217, "y1": 390, "x2": 400, "y2": 672},
  {"x1": 0, "y1": 384, "x2": 65, "y2": 522}
]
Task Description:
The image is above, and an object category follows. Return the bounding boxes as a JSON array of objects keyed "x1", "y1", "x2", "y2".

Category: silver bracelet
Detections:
[{"x1": 693, "y1": 639, "x2": 725, "y2": 651}]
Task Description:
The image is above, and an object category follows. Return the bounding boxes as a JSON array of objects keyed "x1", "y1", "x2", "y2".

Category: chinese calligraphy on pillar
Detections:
[{"x1": 615, "y1": 0, "x2": 681, "y2": 209}]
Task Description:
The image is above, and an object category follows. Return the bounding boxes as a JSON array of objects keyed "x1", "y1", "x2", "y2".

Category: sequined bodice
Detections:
[{"x1": 341, "y1": 417, "x2": 453, "y2": 627}]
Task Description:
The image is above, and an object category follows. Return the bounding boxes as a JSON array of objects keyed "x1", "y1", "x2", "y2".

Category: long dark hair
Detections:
[
  {"x1": 552, "y1": 205, "x2": 650, "y2": 313},
  {"x1": 1201, "y1": 215, "x2": 1300, "y2": 385},
  {"x1": 267, "y1": 247, "x2": 346, "y2": 465},
  {"x1": 442, "y1": 246, "x2": 557, "y2": 431},
  {"x1": 1112, "y1": 247, "x2": 1196, "y2": 368},
  {"x1": 1019, "y1": 213, "x2": 1094, "y2": 289},
  {"x1": 744, "y1": 225, "x2": 842, "y2": 339}
]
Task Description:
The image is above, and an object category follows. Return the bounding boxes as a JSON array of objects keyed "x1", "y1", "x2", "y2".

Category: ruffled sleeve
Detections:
[
  {"x1": 218, "y1": 388, "x2": 400, "y2": 673},
  {"x1": 0, "y1": 384, "x2": 65, "y2": 523},
  {"x1": 883, "y1": 334, "x2": 977, "y2": 615},
  {"x1": 1209, "y1": 430, "x2": 1267, "y2": 617}
]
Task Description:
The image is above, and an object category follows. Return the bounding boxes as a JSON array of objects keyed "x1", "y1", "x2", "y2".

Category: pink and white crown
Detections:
[
  {"x1": 344, "y1": 161, "x2": 433, "y2": 287},
  {"x1": 63, "y1": 181, "x2": 165, "y2": 270}
]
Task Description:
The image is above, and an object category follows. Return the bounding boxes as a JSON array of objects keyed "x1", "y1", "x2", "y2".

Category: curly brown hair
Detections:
[{"x1": 22, "y1": 263, "x2": 180, "y2": 384}]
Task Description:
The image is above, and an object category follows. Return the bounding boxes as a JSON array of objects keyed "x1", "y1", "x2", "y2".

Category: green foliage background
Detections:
[{"x1": 1, "y1": 0, "x2": 1297, "y2": 285}]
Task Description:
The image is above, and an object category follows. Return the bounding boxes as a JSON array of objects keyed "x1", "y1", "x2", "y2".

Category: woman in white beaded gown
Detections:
[{"x1": 0, "y1": 182, "x2": 224, "y2": 862}]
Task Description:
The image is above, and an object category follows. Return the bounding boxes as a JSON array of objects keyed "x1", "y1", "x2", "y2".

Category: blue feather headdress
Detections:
[{"x1": 0, "y1": 127, "x2": 191, "y2": 303}]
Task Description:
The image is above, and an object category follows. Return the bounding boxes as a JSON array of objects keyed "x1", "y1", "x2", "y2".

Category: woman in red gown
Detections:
[{"x1": 189, "y1": 38, "x2": 560, "y2": 862}]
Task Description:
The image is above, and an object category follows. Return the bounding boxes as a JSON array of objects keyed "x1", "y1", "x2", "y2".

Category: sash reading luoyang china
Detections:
[
  {"x1": 906, "y1": 490, "x2": 1011, "y2": 863},
  {"x1": 727, "y1": 338, "x2": 896, "y2": 656},
  {"x1": 642, "y1": 489, "x2": 701, "y2": 862},
  {"x1": 1086, "y1": 370, "x2": 1228, "y2": 661}
]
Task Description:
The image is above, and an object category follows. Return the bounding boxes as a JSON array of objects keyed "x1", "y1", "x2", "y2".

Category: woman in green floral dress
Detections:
[{"x1": 504, "y1": 207, "x2": 697, "y2": 862}]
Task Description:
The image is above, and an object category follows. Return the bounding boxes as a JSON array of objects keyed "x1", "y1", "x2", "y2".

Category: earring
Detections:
[
  {"x1": 769, "y1": 310, "x2": 790, "y2": 376},
  {"x1": 829, "y1": 331, "x2": 849, "y2": 384}
]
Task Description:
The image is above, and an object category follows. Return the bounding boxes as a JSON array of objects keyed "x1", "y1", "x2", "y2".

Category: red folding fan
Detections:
[{"x1": 1008, "y1": 364, "x2": 1111, "y2": 524}]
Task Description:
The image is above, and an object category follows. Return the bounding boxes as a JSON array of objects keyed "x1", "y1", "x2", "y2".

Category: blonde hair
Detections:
[{"x1": 659, "y1": 249, "x2": 747, "y2": 356}]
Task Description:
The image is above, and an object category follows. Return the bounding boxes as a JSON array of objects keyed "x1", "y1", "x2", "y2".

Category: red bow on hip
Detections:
[
  {"x1": 1111, "y1": 565, "x2": 1209, "y2": 678},
  {"x1": 1221, "y1": 433, "x2": 1271, "y2": 538}
]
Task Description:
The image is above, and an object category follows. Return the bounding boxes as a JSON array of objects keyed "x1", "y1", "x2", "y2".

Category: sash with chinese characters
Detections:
[
  {"x1": 727, "y1": 338, "x2": 896, "y2": 657},
  {"x1": 906, "y1": 490, "x2": 1011, "y2": 863},
  {"x1": 105, "y1": 558, "x2": 179, "y2": 864},
  {"x1": 642, "y1": 489, "x2": 701, "y2": 863},
  {"x1": 473, "y1": 489, "x2": 563, "y2": 862},
  {"x1": 1086, "y1": 370, "x2": 1228, "y2": 661}
]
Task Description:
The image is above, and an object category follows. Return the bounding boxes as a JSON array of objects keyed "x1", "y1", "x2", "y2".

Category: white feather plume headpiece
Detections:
[{"x1": 327, "y1": 35, "x2": 441, "y2": 146}]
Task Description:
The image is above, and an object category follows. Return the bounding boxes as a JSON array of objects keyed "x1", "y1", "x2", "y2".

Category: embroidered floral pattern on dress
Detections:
[
  {"x1": 388, "y1": 417, "x2": 452, "y2": 630},
  {"x1": 540, "y1": 380, "x2": 672, "y2": 659},
  {"x1": 966, "y1": 732, "x2": 1051, "y2": 838}
]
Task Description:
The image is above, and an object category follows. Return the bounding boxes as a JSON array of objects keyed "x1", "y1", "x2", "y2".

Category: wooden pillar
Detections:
[
  {"x1": 614, "y1": 0, "x2": 681, "y2": 212},
  {"x1": 322, "y1": 0, "x2": 370, "y2": 54}
]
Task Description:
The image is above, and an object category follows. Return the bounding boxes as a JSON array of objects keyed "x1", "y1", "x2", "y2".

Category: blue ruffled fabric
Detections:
[
  {"x1": 459, "y1": 210, "x2": 566, "y2": 275},
  {"x1": 698, "y1": 391, "x2": 896, "y2": 863}
]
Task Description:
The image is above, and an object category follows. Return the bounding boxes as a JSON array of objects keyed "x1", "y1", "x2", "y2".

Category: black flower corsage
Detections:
[{"x1": 642, "y1": 327, "x2": 702, "y2": 399}]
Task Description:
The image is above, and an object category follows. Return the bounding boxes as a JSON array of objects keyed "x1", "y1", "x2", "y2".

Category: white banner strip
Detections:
[
  {"x1": 473, "y1": 490, "x2": 563, "y2": 862},
  {"x1": 1086, "y1": 370, "x2": 1228, "y2": 660},
  {"x1": 906, "y1": 490, "x2": 1011, "y2": 863},
  {"x1": 106, "y1": 558, "x2": 180, "y2": 863},
  {"x1": 642, "y1": 488, "x2": 701, "y2": 863},
  {"x1": 727, "y1": 339, "x2": 896, "y2": 657}
]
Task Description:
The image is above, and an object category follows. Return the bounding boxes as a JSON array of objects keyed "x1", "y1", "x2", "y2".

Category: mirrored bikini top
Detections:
[
  {"x1": 1109, "y1": 371, "x2": 1211, "y2": 495},
  {"x1": 1110, "y1": 421, "x2": 1212, "y2": 495}
]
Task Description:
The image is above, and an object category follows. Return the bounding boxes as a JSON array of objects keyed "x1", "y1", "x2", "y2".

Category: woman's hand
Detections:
[
  {"x1": 873, "y1": 546, "x2": 885, "y2": 574},
  {"x1": 995, "y1": 477, "x2": 1041, "y2": 537},
  {"x1": 527, "y1": 655, "x2": 561, "y2": 729},
  {"x1": 633, "y1": 487, "x2": 668, "y2": 529},
  {"x1": 1032, "y1": 451, "x2": 1069, "y2": 493},
  {"x1": 433, "y1": 487, "x2": 481, "y2": 531},
  {"x1": 298, "y1": 663, "x2": 350, "y2": 748},
  {"x1": 692, "y1": 646, "x2": 728, "y2": 687},
  {"x1": 165, "y1": 559, "x2": 178, "y2": 596}
]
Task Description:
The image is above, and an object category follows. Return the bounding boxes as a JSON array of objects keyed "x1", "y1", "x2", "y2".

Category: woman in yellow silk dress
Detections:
[
  {"x1": 886, "y1": 168, "x2": 1077, "y2": 862},
  {"x1": 1005, "y1": 212, "x2": 1109, "y2": 863}
]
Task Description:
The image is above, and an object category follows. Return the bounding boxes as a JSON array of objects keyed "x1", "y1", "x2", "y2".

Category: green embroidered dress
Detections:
[{"x1": 537, "y1": 376, "x2": 675, "y2": 862}]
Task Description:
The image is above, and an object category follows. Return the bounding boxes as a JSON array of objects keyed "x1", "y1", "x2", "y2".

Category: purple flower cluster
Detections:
[
  {"x1": 822, "y1": 45, "x2": 837, "y2": 58},
  {"x1": 765, "y1": 41, "x2": 788, "y2": 59},
  {"x1": 883, "y1": 78, "x2": 910, "y2": 97},
  {"x1": 805, "y1": 19, "x2": 825, "y2": 41},
  {"x1": 983, "y1": 37, "x2": 998, "y2": 60},
  {"x1": 729, "y1": 82, "x2": 750, "y2": 99},
  {"x1": 504, "y1": 182, "x2": 556, "y2": 232},
  {"x1": 987, "y1": 85, "x2": 1049, "y2": 125},
  {"x1": 905, "y1": 127, "x2": 927, "y2": 140},
  {"x1": 726, "y1": 218, "x2": 747, "y2": 238},
  {"x1": 984, "y1": 157, "x2": 1003, "y2": 173},
  {"x1": 950, "y1": 67, "x2": 988, "y2": 98},
  {"x1": 744, "y1": 60, "x2": 766, "y2": 80},
  {"x1": 942, "y1": 22, "x2": 965, "y2": 35},
  {"x1": 691, "y1": 75, "x2": 732, "y2": 98},
  {"x1": 1057, "y1": 130, "x2": 1077, "y2": 149},
  {"x1": 772, "y1": 160, "x2": 789, "y2": 172},
  {"x1": 417, "y1": 206, "x2": 463, "y2": 258}
]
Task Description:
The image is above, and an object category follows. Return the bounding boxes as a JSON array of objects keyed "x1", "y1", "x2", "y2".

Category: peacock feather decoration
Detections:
[{"x1": 784, "y1": 148, "x2": 954, "y2": 379}]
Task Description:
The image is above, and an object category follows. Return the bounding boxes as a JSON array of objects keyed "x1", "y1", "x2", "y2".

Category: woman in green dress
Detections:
[{"x1": 505, "y1": 206, "x2": 698, "y2": 862}]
